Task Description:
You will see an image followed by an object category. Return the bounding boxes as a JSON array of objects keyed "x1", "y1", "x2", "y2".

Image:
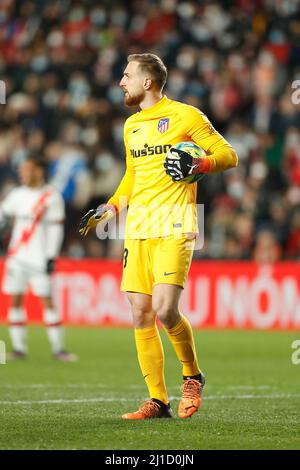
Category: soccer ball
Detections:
[{"x1": 166, "y1": 141, "x2": 206, "y2": 184}]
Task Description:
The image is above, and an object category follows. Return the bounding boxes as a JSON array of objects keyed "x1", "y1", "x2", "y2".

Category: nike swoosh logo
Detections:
[
  {"x1": 164, "y1": 271, "x2": 177, "y2": 276},
  {"x1": 133, "y1": 128, "x2": 141, "y2": 133}
]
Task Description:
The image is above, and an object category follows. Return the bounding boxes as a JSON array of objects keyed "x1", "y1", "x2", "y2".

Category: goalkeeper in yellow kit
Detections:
[{"x1": 79, "y1": 54, "x2": 238, "y2": 419}]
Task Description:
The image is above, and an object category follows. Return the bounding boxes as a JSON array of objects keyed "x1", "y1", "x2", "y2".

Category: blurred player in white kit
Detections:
[{"x1": 0, "y1": 157, "x2": 77, "y2": 361}]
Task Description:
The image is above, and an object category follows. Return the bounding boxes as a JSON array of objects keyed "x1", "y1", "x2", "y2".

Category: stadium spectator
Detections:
[{"x1": 253, "y1": 229, "x2": 282, "y2": 263}]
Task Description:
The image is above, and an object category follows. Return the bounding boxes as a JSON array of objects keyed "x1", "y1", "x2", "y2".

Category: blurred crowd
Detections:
[{"x1": 0, "y1": 0, "x2": 300, "y2": 262}]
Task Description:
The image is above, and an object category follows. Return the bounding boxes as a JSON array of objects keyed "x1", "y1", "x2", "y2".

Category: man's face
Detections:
[
  {"x1": 119, "y1": 61, "x2": 147, "y2": 106},
  {"x1": 18, "y1": 160, "x2": 42, "y2": 186}
]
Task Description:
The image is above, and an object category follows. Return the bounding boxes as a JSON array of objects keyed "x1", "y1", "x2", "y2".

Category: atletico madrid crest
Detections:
[{"x1": 158, "y1": 118, "x2": 170, "y2": 133}]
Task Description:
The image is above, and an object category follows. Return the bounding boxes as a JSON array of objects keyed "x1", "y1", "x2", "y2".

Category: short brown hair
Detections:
[
  {"x1": 26, "y1": 155, "x2": 48, "y2": 174},
  {"x1": 127, "y1": 53, "x2": 167, "y2": 91}
]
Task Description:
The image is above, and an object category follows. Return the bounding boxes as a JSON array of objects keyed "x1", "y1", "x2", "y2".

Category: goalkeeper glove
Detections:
[
  {"x1": 79, "y1": 204, "x2": 115, "y2": 237},
  {"x1": 164, "y1": 147, "x2": 211, "y2": 182}
]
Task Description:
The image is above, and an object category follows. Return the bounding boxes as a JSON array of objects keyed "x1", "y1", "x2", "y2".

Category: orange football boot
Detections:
[
  {"x1": 122, "y1": 399, "x2": 172, "y2": 420},
  {"x1": 178, "y1": 376, "x2": 205, "y2": 419}
]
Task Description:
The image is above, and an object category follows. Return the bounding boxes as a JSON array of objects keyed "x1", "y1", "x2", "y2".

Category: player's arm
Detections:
[
  {"x1": 0, "y1": 191, "x2": 16, "y2": 237},
  {"x1": 187, "y1": 108, "x2": 238, "y2": 173},
  {"x1": 79, "y1": 126, "x2": 134, "y2": 236},
  {"x1": 44, "y1": 192, "x2": 65, "y2": 274},
  {"x1": 0, "y1": 207, "x2": 10, "y2": 234},
  {"x1": 165, "y1": 107, "x2": 238, "y2": 180}
]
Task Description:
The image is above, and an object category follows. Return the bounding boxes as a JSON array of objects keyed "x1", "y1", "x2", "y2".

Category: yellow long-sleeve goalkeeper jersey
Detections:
[{"x1": 108, "y1": 96, "x2": 238, "y2": 239}]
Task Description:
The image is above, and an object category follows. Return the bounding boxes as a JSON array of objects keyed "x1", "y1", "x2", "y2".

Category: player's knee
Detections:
[
  {"x1": 127, "y1": 294, "x2": 155, "y2": 328},
  {"x1": 130, "y1": 304, "x2": 155, "y2": 328},
  {"x1": 132, "y1": 309, "x2": 155, "y2": 328},
  {"x1": 154, "y1": 301, "x2": 180, "y2": 329},
  {"x1": 127, "y1": 294, "x2": 154, "y2": 328},
  {"x1": 11, "y1": 295, "x2": 24, "y2": 308},
  {"x1": 43, "y1": 309, "x2": 61, "y2": 326},
  {"x1": 8, "y1": 307, "x2": 26, "y2": 323},
  {"x1": 40, "y1": 296, "x2": 54, "y2": 310}
]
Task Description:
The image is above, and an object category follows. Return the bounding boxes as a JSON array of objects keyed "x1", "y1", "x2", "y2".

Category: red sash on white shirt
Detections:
[{"x1": 8, "y1": 190, "x2": 53, "y2": 257}]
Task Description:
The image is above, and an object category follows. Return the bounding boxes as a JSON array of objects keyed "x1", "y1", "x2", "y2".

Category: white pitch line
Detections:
[
  {"x1": 0, "y1": 383, "x2": 109, "y2": 389},
  {"x1": 0, "y1": 393, "x2": 300, "y2": 405},
  {"x1": 0, "y1": 397, "x2": 135, "y2": 405},
  {"x1": 226, "y1": 385, "x2": 271, "y2": 390},
  {"x1": 0, "y1": 384, "x2": 274, "y2": 390},
  {"x1": 203, "y1": 393, "x2": 300, "y2": 400}
]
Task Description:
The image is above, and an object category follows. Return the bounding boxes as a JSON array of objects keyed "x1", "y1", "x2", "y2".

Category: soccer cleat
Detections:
[
  {"x1": 6, "y1": 350, "x2": 27, "y2": 360},
  {"x1": 122, "y1": 399, "x2": 173, "y2": 420},
  {"x1": 53, "y1": 351, "x2": 78, "y2": 362},
  {"x1": 178, "y1": 375, "x2": 205, "y2": 419}
]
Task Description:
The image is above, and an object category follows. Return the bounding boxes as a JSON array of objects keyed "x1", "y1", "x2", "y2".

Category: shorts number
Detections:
[{"x1": 123, "y1": 248, "x2": 129, "y2": 268}]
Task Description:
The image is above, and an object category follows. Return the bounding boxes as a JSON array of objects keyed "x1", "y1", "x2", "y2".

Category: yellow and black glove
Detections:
[
  {"x1": 79, "y1": 204, "x2": 115, "y2": 237},
  {"x1": 164, "y1": 147, "x2": 210, "y2": 182}
]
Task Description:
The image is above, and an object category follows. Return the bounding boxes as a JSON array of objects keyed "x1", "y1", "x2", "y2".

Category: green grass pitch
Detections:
[{"x1": 0, "y1": 325, "x2": 299, "y2": 450}]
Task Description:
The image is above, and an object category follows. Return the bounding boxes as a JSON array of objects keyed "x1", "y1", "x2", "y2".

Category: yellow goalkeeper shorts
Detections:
[{"x1": 121, "y1": 236, "x2": 195, "y2": 295}]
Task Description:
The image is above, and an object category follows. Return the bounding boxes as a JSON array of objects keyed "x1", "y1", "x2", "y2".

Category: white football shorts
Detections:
[{"x1": 2, "y1": 258, "x2": 52, "y2": 297}]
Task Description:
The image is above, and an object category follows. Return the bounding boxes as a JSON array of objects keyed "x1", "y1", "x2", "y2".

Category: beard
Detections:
[{"x1": 123, "y1": 90, "x2": 145, "y2": 107}]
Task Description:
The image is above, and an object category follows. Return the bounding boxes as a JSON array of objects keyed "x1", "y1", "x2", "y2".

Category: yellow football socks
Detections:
[
  {"x1": 165, "y1": 315, "x2": 201, "y2": 377},
  {"x1": 134, "y1": 324, "x2": 168, "y2": 404}
]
